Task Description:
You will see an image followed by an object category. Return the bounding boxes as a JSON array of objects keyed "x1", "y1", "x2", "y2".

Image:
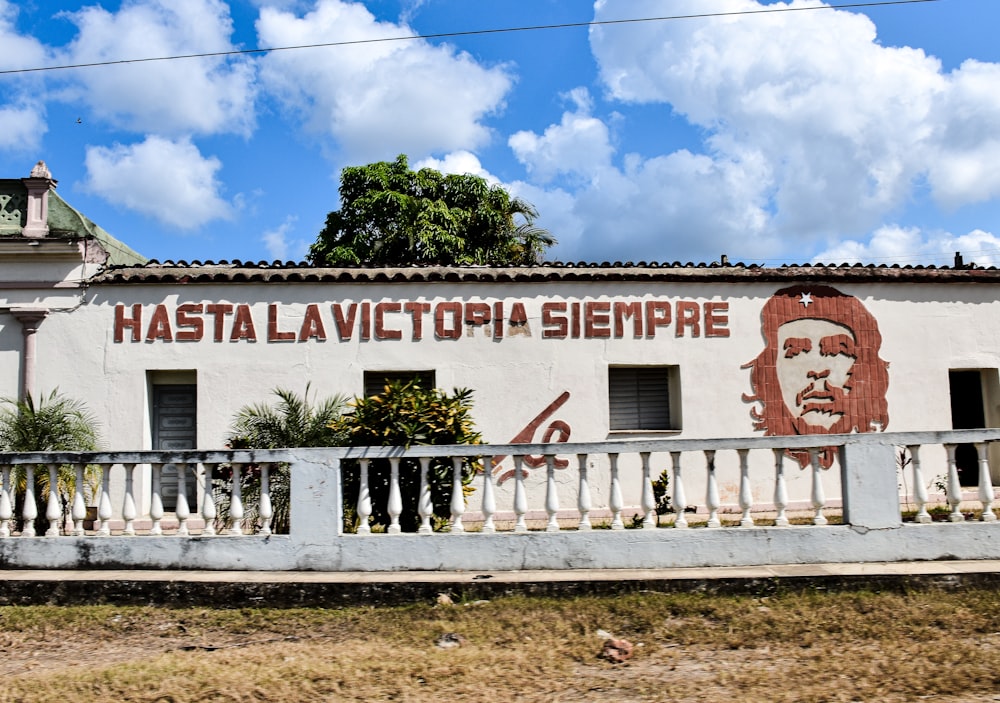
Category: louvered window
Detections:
[
  {"x1": 364, "y1": 370, "x2": 436, "y2": 397},
  {"x1": 608, "y1": 367, "x2": 674, "y2": 431}
]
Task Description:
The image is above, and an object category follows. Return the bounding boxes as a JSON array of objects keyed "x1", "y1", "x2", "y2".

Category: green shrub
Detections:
[{"x1": 333, "y1": 380, "x2": 482, "y2": 532}]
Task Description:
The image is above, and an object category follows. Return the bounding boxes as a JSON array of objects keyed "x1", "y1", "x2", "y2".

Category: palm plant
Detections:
[
  {"x1": 0, "y1": 390, "x2": 101, "y2": 534},
  {"x1": 223, "y1": 385, "x2": 349, "y2": 533}
]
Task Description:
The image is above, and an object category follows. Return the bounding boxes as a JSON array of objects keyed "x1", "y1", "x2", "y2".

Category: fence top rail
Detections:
[{"x1": 0, "y1": 429, "x2": 998, "y2": 466}]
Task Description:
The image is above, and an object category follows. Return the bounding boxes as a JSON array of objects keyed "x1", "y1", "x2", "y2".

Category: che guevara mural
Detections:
[{"x1": 743, "y1": 285, "x2": 890, "y2": 468}]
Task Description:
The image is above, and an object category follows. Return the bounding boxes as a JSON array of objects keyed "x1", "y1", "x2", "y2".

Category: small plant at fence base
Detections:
[
  {"x1": 331, "y1": 380, "x2": 483, "y2": 533},
  {"x1": 630, "y1": 468, "x2": 673, "y2": 528}
]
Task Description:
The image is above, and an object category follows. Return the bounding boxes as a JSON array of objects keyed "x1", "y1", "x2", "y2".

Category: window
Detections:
[
  {"x1": 608, "y1": 366, "x2": 679, "y2": 431},
  {"x1": 364, "y1": 370, "x2": 436, "y2": 397}
]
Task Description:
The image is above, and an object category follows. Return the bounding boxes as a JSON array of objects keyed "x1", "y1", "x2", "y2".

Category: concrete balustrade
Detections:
[{"x1": 0, "y1": 430, "x2": 998, "y2": 572}]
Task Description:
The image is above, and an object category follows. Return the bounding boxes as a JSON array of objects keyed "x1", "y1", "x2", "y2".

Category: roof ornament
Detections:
[{"x1": 29, "y1": 161, "x2": 52, "y2": 180}]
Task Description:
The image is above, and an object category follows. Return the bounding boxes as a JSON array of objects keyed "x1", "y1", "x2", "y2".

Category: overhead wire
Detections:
[{"x1": 0, "y1": 0, "x2": 940, "y2": 76}]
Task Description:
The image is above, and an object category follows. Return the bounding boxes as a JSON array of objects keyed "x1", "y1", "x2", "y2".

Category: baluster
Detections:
[
  {"x1": 908, "y1": 445, "x2": 931, "y2": 523},
  {"x1": 150, "y1": 463, "x2": 164, "y2": 536},
  {"x1": 640, "y1": 452, "x2": 656, "y2": 528},
  {"x1": 259, "y1": 463, "x2": 273, "y2": 535},
  {"x1": 72, "y1": 463, "x2": 87, "y2": 536},
  {"x1": 480, "y1": 457, "x2": 497, "y2": 533},
  {"x1": 199, "y1": 463, "x2": 217, "y2": 536},
  {"x1": 175, "y1": 463, "x2": 190, "y2": 536},
  {"x1": 513, "y1": 456, "x2": 528, "y2": 533},
  {"x1": 738, "y1": 449, "x2": 754, "y2": 527},
  {"x1": 417, "y1": 457, "x2": 433, "y2": 535},
  {"x1": 450, "y1": 457, "x2": 466, "y2": 533},
  {"x1": 977, "y1": 442, "x2": 996, "y2": 522},
  {"x1": 97, "y1": 463, "x2": 113, "y2": 536},
  {"x1": 544, "y1": 455, "x2": 560, "y2": 532},
  {"x1": 122, "y1": 463, "x2": 137, "y2": 536},
  {"x1": 22, "y1": 464, "x2": 37, "y2": 537},
  {"x1": 944, "y1": 444, "x2": 964, "y2": 522},
  {"x1": 608, "y1": 453, "x2": 624, "y2": 530},
  {"x1": 356, "y1": 459, "x2": 372, "y2": 534},
  {"x1": 772, "y1": 449, "x2": 789, "y2": 527},
  {"x1": 809, "y1": 449, "x2": 828, "y2": 525},
  {"x1": 0, "y1": 465, "x2": 11, "y2": 537},
  {"x1": 705, "y1": 451, "x2": 721, "y2": 528},
  {"x1": 45, "y1": 463, "x2": 60, "y2": 537},
  {"x1": 387, "y1": 457, "x2": 402, "y2": 534},
  {"x1": 228, "y1": 463, "x2": 245, "y2": 535},
  {"x1": 576, "y1": 453, "x2": 592, "y2": 531},
  {"x1": 671, "y1": 451, "x2": 688, "y2": 528}
]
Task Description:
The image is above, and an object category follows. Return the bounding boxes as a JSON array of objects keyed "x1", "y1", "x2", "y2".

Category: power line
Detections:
[{"x1": 0, "y1": 0, "x2": 940, "y2": 76}]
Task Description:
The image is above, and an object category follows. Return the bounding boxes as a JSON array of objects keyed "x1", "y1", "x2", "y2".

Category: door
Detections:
[{"x1": 152, "y1": 384, "x2": 198, "y2": 511}]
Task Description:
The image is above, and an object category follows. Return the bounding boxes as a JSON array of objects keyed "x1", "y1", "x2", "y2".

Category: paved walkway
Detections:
[{"x1": 2, "y1": 560, "x2": 999, "y2": 606}]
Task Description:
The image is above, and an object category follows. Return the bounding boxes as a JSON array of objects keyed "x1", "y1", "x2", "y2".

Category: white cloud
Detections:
[
  {"x1": 414, "y1": 151, "x2": 496, "y2": 182},
  {"x1": 256, "y1": 0, "x2": 513, "y2": 161},
  {"x1": 0, "y1": 102, "x2": 46, "y2": 152},
  {"x1": 575, "y1": 0, "x2": 1000, "y2": 258},
  {"x1": 57, "y1": 0, "x2": 256, "y2": 136},
  {"x1": 0, "y1": 1, "x2": 50, "y2": 152},
  {"x1": 0, "y1": 0, "x2": 48, "y2": 71},
  {"x1": 509, "y1": 88, "x2": 614, "y2": 184},
  {"x1": 399, "y1": 0, "x2": 430, "y2": 25},
  {"x1": 508, "y1": 91, "x2": 775, "y2": 262},
  {"x1": 82, "y1": 136, "x2": 233, "y2": 229},
  {"x1": 813, "y1": 226, "x2": 1000, "y2": 268},
  {"x1": 925, "y1": 60, "x2": 1000, "y2": 208},
  {"x1": 262, "y1": 216, "x2": 308, "y2": 262}
]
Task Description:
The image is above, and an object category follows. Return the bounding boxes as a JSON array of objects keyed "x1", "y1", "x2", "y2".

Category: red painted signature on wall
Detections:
[{"x1": 491, "y1": 391, "x2": 572, "y2": 484}]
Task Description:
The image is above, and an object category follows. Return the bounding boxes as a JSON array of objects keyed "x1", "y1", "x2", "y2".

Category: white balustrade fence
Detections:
[{"x1": 0, "y1": 429, "x2": 998, "y2": 572}]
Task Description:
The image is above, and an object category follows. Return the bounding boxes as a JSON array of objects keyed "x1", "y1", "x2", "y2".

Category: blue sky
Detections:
[{"x1": 2, "y1": 0, "x2": 999, "y2": 267}]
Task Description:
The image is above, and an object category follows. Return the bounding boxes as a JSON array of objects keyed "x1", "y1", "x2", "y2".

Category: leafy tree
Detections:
[
  {"x1": 0, "y1": 390, "x2": 101, "y2": 534},
  {"x1": 308, "y1": 154, "x2": 555, "y2": 266},
  {"x1": 333, "y1": 380, "x2": 483, "y2": 532},
  {"x1": 224, "y1": 385, "x2": 349, "y2": 533}
]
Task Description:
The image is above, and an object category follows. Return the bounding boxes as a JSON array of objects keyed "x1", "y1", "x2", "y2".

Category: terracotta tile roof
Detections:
[{"x1": 92, "y1": 259, "x2": 1000, "y2": 285}]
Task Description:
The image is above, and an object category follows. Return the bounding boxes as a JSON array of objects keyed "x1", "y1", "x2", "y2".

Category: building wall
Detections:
[{"x1": 4, "y1": 275, "x2": 994, "y2": 515}]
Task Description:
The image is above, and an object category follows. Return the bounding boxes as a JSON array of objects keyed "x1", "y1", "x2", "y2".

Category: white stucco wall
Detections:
[{"x1": 2, "y1": 272, "x2": 995, "y2": 517}]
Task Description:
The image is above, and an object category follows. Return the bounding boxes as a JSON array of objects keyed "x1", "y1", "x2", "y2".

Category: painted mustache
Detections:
[{"x1": 796, "y1": 382, "x2": 849, "y2": 414}]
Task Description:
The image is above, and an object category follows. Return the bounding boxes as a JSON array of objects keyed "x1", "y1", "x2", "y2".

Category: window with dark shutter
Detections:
[
  {"x1": 608, "y1": 367, "x2": 674, "y2": 431},
  {"x1": 364, "y1": 370, "x2": 436, "y2": 397}
]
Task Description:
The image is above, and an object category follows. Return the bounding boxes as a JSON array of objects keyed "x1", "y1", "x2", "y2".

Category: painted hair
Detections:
[{"x1": 742, "y1": 284, "x2": 889, "y2": 468}]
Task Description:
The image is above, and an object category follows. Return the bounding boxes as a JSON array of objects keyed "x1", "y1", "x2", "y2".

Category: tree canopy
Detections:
[{"x1": 308, "y1": 154, "x2": 555, "y2": 266}]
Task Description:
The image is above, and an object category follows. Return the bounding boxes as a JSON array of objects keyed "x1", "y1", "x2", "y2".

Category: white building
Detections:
[{"x1": 3, "y1": 162, "x2": 999, "y2": 518}]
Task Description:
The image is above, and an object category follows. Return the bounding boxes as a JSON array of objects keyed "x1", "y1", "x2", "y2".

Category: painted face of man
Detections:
[{"x1": 776, "y1": 319, "x2": 857, "y2": 431}]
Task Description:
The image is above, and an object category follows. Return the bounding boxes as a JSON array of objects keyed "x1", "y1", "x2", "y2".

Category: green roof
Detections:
[{"x1": 0, "y1": 178, "x2": 146, "y2": 266}]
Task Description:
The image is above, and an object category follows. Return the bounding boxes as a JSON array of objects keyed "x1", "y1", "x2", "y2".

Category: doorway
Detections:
[
  {"x1": 949, "y1": 370, "x2": 986, "y2": 486},
  {"x1": 151, "y1": 383, "x2": 198, "y2": 511}
]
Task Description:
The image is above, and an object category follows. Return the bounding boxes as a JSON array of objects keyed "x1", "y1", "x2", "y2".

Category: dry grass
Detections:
[{"x1": 2, "y1": 588, "x2": 1000, "y2": 702}]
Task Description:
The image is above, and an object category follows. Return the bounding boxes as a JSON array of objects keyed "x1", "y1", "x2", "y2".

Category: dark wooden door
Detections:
[{"x1": 152, "y1": 384, "x2": 198, "y2": 511}]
